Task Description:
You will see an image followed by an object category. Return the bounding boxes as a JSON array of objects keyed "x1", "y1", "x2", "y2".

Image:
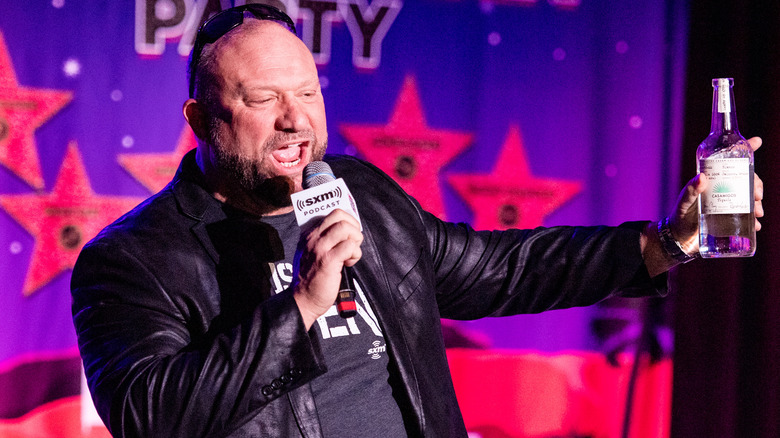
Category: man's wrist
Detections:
[{"x1": 657, "y1": 217, "x2": 699, "y2": 264}]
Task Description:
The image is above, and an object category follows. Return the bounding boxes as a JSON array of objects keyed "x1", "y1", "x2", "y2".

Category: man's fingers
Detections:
[
  {"x1": 314, "y1": 208, "x2": 361, "y2": 232},
  {"x1": 307, "y1": 215, "x2": 362, "y2": 252},
  {"x1": 677, "y1": 173, "x2": 707, "y2": 215},
  {"x1": 747, "y1": 136, "x2": 762, "y2": 151},
  {"x1": 303, "y1": 209, "x2": 363, "y2": 273}
]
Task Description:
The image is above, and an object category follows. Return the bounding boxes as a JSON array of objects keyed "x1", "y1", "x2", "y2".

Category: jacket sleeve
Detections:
[
  {"x1": 422, "y1": 213, "x2": 665, "y2": 320},
  {"x1": 331, "y1": 154, "x2": 664, "y2": 322},
  {"x1": 71, "y1": 238, "x2": 325, "y2": 438}
]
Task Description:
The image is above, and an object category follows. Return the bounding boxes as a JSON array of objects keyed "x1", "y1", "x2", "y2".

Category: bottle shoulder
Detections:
[{"x1": 697, "y1": 132, "x2": 752, "y2": 160}]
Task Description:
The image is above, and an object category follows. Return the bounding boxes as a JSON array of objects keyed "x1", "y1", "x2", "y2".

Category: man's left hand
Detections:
[{"x1": 670, "y1": 136, "x2": 764, "y2": 253}]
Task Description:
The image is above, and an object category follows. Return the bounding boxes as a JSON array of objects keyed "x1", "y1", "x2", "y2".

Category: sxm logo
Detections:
[
  {"x1": 135, "y1": 0, "x2": 402, "y2": 69},
  {"x1": 296, "y1": 186, "x2": 343, "y2": 216}
]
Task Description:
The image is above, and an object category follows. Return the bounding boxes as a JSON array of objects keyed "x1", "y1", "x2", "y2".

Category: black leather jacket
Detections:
[{"x1": 71, "y1": 151, "x2": 661, "y2": 437}]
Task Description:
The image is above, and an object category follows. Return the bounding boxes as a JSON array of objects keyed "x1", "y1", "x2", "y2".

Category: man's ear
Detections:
[{"x1": 183, "y1": 98, "x2": 209, "y2": 141}]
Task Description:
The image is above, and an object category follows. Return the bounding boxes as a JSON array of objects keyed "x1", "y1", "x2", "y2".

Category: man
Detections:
[{"x1": 71, "y1": 5, "x2": 764, "y2": 438}]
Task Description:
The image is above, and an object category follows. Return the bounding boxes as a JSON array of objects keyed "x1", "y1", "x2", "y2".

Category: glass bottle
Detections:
[{"x1": 697, "y1": 78, "x2": 755, "y2": 257}]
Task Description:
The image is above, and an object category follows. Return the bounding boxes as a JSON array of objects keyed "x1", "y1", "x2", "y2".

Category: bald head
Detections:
[{"x1": 191, "y1": 19, "x2": 314, "y2": 105}]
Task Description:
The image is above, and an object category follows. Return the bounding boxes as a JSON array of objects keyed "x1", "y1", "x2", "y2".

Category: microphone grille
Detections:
[{"x1": 303, "y1": 161, "x2": 336, "y2": 188}]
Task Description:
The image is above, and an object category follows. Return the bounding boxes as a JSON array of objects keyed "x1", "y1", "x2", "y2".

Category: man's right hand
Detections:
[{"x1": 293, "y1": 209, "x2": 363, "y2": 329}]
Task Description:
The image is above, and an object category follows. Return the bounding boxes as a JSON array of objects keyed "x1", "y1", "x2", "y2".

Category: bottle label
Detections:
[
  {"x1": 717, "y1": 78, "x2": 731, "y2": 113},
  {"x1": 700, "y1": 157, "x2": 751, "y2": 214}
]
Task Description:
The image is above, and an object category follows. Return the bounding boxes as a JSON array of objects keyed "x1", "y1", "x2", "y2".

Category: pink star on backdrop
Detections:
[
  {"x1": 447, "y1": 125, "x2": 582, "y2": 230},
  {"x1": 0, "y1": 32, "x2": 72, "y2": 190},
  {"x1": 0, "y1": 143, "x2": 143, "y2": 296},
  {"x1": 118, "y1": 126, "x2": 197, "y2": 193},
  {"x1": 339, "y1": 76, "x2": 473, "y2": 219}
]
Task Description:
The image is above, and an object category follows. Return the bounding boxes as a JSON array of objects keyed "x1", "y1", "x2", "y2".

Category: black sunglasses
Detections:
[{"x1": 188, "y1": 4, "x2": 297, "y2": 98}]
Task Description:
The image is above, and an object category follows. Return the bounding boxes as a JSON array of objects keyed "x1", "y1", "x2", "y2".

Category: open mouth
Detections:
[{"x1": 272, "y1": 142, "x2": 305, "y2": 168}]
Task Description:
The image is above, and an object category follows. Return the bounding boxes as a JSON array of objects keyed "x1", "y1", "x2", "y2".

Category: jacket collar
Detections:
[
  {"x1": 168, "y1": 150, "x2": 230, "y2": 264},
  {"x1": 170, "y1": 149, "x2": 220, "y2": 222}
]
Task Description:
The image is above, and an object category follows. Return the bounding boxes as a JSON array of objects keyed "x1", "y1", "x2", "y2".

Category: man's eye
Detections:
[{"x1": 248, "y1": 97, "x2": 274, "y2": 104}]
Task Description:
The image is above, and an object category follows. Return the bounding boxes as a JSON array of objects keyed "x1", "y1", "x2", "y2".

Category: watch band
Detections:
[{"x1": 657, "y1": 217, "x2": 698, "y2": 263}]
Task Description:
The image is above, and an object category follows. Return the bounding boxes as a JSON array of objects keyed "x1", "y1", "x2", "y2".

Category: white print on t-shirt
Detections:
[
  {"x1": 268, "y1": 261, "x2": 383, "y2": 339},
  {"x1": 367, "y1": 340, "x2": 386, "y2": 359},
  {"x1": 269, "y1": 262, "x2": 294, "y2": 294}
]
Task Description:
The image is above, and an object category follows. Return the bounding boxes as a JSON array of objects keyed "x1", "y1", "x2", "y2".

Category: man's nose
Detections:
[{"x1": 275, "y1": 96, "x2": 307, "y2": 132}]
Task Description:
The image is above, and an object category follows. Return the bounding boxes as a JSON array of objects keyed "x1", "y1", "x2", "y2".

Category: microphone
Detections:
[{"x1": 300, "y1": 161, "x2": 358, "y2": 318}]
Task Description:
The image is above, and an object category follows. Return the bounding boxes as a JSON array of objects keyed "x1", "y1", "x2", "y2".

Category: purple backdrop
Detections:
[{"x1": 0, "y1": 0, "x2": 688, "y2": 429}]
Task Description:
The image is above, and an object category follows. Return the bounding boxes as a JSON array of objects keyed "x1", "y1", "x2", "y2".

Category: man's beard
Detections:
[{"x1": 209, "y1": 124, "x2": 327, "y2": 209}]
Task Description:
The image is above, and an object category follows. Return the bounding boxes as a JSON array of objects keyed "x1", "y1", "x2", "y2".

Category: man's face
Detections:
[{"x1": 203, "y1": 20, "x2": 328, "y2": 200}]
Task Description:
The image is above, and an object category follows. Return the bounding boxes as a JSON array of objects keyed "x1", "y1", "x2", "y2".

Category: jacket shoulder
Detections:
[
  {"x1": 323, "y1": 154, "x2": 420, "y2": 211},
  {"x1": 85, "y1": 186, "x2": 187, "y2": 251}
]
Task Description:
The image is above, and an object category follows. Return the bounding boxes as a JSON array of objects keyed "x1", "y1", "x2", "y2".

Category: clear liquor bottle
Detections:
[{"x1": 697, "y1": 78, "x2": 755, "y2": 257}]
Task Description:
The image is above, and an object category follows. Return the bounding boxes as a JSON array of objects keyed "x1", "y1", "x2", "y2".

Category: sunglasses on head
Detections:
[{"x1": 188, "y1": 4, "x2": 297, "y2": 98}]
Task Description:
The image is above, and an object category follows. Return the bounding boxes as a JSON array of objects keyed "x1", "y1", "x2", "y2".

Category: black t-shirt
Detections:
[{"x1": 261, "y1": 212, "x2": 407, "y2": 437}]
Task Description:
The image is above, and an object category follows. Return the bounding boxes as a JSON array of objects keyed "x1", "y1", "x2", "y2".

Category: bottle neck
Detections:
[{"x1": 710, "y1": 78, "x2": 739, "y2": 134}]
